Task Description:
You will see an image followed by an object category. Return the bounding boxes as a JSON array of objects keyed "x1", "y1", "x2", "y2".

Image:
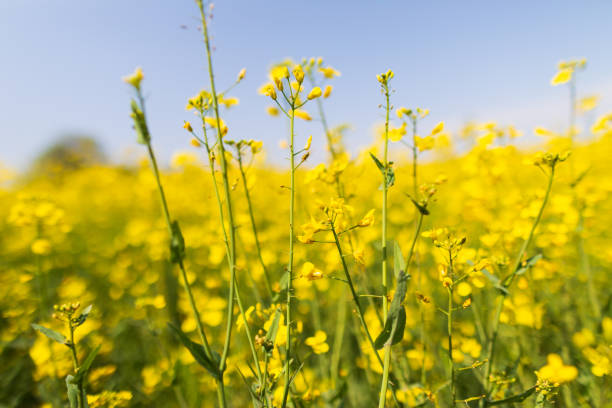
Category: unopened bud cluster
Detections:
[{"x1": 52, "y1": 302, "x2": 81, "y2": 322}]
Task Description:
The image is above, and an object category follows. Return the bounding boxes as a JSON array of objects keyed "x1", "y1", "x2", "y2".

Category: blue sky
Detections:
[{"x1": 1, "y1": 0, "x2": 611, "y2": 170}]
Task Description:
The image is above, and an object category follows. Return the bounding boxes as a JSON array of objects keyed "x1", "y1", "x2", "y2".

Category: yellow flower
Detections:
[
  {"x1": 260, "y1": 83, "x2": 277, "y2": 100},
  {"x1": 376, "y1": 69, "x2": 394, "y2": 84},
  {"x1": 319, "y1": 66, "x2": 341, "y2": 78},
  {"x1": 430, "y1": 121, "x2": 444, "y2": 135},
  {"x1": 31, "y1": 238, "x2": 51, "y2": 255},
  {"x1": 204, "y1": 117, "x2": 228, "y2": 135},
  {"x1": 304, "y1": 135, "x2": 312, "y2": 150},
  {"x1": 323, "y1": 85, "x2": 332, "y2": 98},
  {"x1": 293, "y1": 64, "x2": 304, "y2": 84},
  {"x1": 417, "y1": 108, "x2": 429, "y2": 118},
  {"x1": 592, "y1": 113, "x2": 612, "y2": 133},
  {"x1": 301, "y1": 262, "x2": 324, "y2": 281},
  {"x1": 415, "y1": 135, "x2": 435, "y2": 152},
  {"x1": 190, "y1": 138, "x2": 201, "y2": 147},
  {"x1": 536, "y1": 354, "x2": 578, "y2": 384},
  {"x1": 237, "y1": 67, "x2": 246, "y2": 81},
  {"x1": 270, "y1": 65, "x2": 289, "y2": 90},
  {"x1": 183, "y1": 121, "x2": 193, "y2": 132},
  {"x1": 583, "y1": 346, "x2": 611, "y2": 377},
  {"x1": 578, "y1": 95, "x2": 599, "y2": 112},
  {"x1": 294, "y1": 109, "x2": 312, "y2": 121},
  {"x1": 551, "y1": 68, "x2": 573, "y2": 86},
  {"x1": 122, "y1": 67, "x2": 144, "y2": 89},
  {"x1": 305, "y1": 330, "x2": 329, "y2": 354},
  {"x1": 456, "y1": 282, "x2": 472, "y2": 297},
  {"x1": 307, "y1": 87, "x2": 322, "y2": 100},
  {"x1": 389, "y1": 122, "x2": 407, "y2": 142},
  {"x1": 249, "y1": 140, "x2": 263, "y2": 154},
  {"x1": 396, "y1": 107, "x2": 412, "y2": 118},
  {"x1": 266, "y1": 106, "x2": 279, "y2": 116},
  {"x1": 219, "y1": 96, "x2": 239, "y2": 108},
  {"x1": 508, "y1": 125, "x2": 522, "y2": 138},
  {"x1": 353, "y1": 248, "x2": 365, "y2": 266},
  {"x1": 572, "y1": 328, "x2": 595, "y2": 349},
  {"x1": 357, "y1": 209, "x2": 375, "y2": 227}
]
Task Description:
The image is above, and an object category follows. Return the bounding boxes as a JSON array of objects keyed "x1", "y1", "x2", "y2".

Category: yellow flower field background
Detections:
[{"x1": 2, "y1": 3, "x2": 611, "y2": 408}]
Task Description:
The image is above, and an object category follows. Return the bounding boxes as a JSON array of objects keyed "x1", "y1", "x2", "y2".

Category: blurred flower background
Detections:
[{"x1": 1, "y1": 1, "x2": 611, "y2": 407}]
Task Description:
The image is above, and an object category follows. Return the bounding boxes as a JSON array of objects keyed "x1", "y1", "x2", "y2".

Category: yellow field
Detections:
[{"x1": 2, "y1": 5, "x2": 612, "y2": 408}]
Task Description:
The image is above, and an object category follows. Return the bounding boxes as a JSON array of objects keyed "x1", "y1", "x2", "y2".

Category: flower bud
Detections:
[
  {"x1": 307, "y1": 87, "x2": 322, "y2": 100},
  {"x1": 293, "y1": 65, "x2": 304, "y2": 84}
]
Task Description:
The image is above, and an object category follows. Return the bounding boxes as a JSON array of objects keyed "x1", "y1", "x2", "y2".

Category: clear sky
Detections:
[{"x1": 1, "y1": 0, "x2": 611, "y2": 170}]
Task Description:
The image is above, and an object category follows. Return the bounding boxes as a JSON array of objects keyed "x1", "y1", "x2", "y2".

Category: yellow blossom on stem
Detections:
[
  {"x1": 304, "y1": 135, "x2": 312, "y2": 150},
  {"x1": 294, "y1": 109, "x2": 312, "y2": 121},
  {"x1": 415, "y1": 135, "x2": 435, "y2": 152},
  {"x1": 301, "y1": 262, "x2": 324, "y2": 281},
  {"x1": 389, "y1": 122, "x2": 407, "y2": 142},
  {"x1": 323, "y1": 85, "x2": 332, "y2": 98},
  {"x1": 357, "y1": 209, "x2": 375, "y2": 227},
  {"x1": 122, "y1": 67, "x2": 144, "y2": 89},
  {"x1": 430, "y1": 121, "x2": 444, "y2": 135},
  {"x1": 260, "y1": 83, "x2": 277, "y2": 100},
  {"x1": 293, "y1": 64, "x2": 304, "y2": 84},
  {"x1": 307, "y1": 87, "x2": 322, "y2": 100},
  {"x1": 237, "y1": 68, "x2": 246, "y2": 81}
]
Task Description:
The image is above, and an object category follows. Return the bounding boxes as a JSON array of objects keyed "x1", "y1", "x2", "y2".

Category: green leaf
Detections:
[
  {"x1": 515, "y1": 254, "x2": 542, "y2": 276},
  {"x1": 73, "y1": 304, "x2": 93, "y2": 327},
  {"x1": 369, "y1": 152, "x2": 384, "y2": 173},
  {"x1": 167, "y1": 323, "x2": 221, "y2": 380},
  {"x1": 374, "y1": 271, "x2": 410, "y2": 349},
  {"x1": 65, "y1": 375, "x2": 79, "y2": 408},
  {"x1": 393, "y1": 241, "x2": 405, "y2": 279},
  {"x1": 487, "y1": 386, "x2": 536, "y2": 405},
  {"x1": 170, "y1": 221, "x2": 186, "y2": 264},
  {"x1": 236, "y1": 367, "x2": 264, "y2": 408},
  {"x1": 408, "y1": 196, "x2": 429, "y2": 215},
  {"x1": 480, "y1": 268, "x2": 499, "y2": 285},
  {"x1": 73, "y1": 344, "x2": 101, "y2": 384},
  {"x1": 481, "y1": 269, "x2": 509, "y2": 295},
  {"x1": 31, "y1": 324, "x2": 68, "y2": 345},
  {"x1": 369, "y1": 153, "x2": 395, "y2": 188},
  {"x1": 385, "y1": 165, "x2": 395, "y2": 188}
]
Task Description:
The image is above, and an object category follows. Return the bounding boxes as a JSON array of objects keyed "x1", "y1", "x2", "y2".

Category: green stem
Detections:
[
  {"x1": 410, "y1": 117, "x2": 428, "y2": 386},
  {"x1": 200, "y1": 132, "x2": 264, "y2": 389},
  {"x1": 280, "y1": 104, "x2": 296, "y2": 408},
  {"x1": 378, "y1": 212, "x2": 424, "y2": 407},
  {"x1": 237, "y1": 152, "x2": 274, "y2": 300},
  {"x1": 382, "y1": 86, "x2": 390, "y2": 322},
  {"x1": 378, "y1": 345, "x2": 392, "y2": 408},
  {"x1": 447, "y1": 252, "x2": 456, "y2": 407},
  {"x1": 195, "y1": 2, "x2": 237, "y2": 391},
  {"x1": 144, "y1": 139, "x2": 213, "y2": 356},
  {"x1": 68, "y1": 320, "x2": 84, "y2": 408},
  {"x1": 331, "y1": 223, "x2": 382, "y2": 367},
  {"x1": 330, "y1": 293, "x2": 347, "y2": 389},
  {"x1": 481, "y1": 166, "x2": 555, "y2": 406}
]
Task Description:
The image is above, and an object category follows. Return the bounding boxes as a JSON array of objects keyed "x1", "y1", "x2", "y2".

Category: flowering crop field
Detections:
[{"x1": 2, "y1": 3, "x2": 612, "y2": 408}]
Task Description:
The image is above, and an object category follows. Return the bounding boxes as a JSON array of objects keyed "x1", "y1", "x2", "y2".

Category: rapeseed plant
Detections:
[{"x1": 7, "y1": 4, "x2": 611, "y2": 408}]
